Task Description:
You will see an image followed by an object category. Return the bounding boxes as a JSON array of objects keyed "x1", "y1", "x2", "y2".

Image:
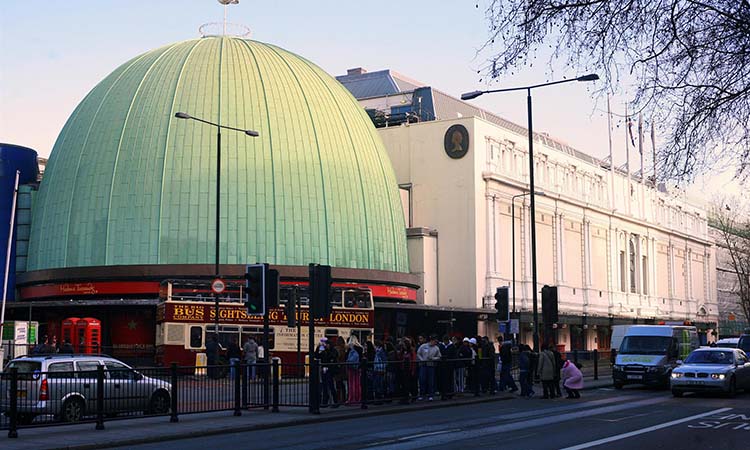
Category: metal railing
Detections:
[{"x1": 1, "y1": 353, "x2": 612, "y2": 438}]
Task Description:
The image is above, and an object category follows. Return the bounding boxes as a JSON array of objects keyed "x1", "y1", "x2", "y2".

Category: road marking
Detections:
[
  {"x1": 559, "y1": 407, "x2": 733, "y2": 450},
  {"x1": 592, "y1": 412, "x2": 653, "y2": 423},
  {"x1": 365, "y1": 396, "x2": 667, "y2": 450}
]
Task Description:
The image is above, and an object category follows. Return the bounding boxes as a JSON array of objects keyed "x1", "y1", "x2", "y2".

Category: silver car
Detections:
[
  {"x1": 2, "y1": 355, "x2": 171, "y2": 424},
  {"x1": 670, "y1": 348, "x2": 750, "y2": 397}
]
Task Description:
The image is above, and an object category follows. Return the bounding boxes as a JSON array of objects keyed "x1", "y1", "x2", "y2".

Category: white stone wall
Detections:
[{"x1": 378, "y1": 116, "x2": 718, "y2": 330}]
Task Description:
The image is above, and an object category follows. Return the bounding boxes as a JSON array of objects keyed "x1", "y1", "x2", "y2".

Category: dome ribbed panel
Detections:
[{"x1": 28, "y1": 37, "x2": 408, "y2": 272}]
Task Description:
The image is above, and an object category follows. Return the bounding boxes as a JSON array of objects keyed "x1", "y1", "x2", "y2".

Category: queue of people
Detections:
[
  {"x1": 31, "y1": 335, "x2": 75, "y2": 355},
  {"x1": 310, "y1": 333, "x2": 585, "y2": 407}
]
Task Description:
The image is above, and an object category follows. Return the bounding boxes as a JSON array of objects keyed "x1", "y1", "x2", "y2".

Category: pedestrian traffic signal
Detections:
[
  {"x1": 541, "y1": 285, "x2": 559, "y2": 324},
  {"x1": 309, "y1": 263, "x2": 332, "y2": 319},
  {"x1": 494, "y1": 287, "x2": 509, "y2": 322},
  {"x1": 245, "y1": 263, "x2": 267, "y2": 315}
]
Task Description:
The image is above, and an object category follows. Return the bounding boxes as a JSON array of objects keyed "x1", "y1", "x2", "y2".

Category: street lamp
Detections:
[
  {"x1": 174, "y1": 112, "x2": 259, "y2": 336},
  {"x1": 462, "y1": 73, "x2": 598, "y2": 351},
  {"x1": 511, "y1": 191, "x2": 545, "y2": 319}
]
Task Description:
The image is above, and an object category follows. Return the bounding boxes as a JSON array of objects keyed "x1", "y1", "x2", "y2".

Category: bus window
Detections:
[
  {"x1": 344, "y1": 291, "x2": 356, "y2": 308},
  {"x1": 330, "y1": 290, "x2": 343, "y2": 308},
  {"x1": 350, "y1": 329, "x2": 371, "y2": 344},
  {"x1": 189, "y1": 326, "x2": 203, "y2": 349},
  {"x1": 344, "y1": 290, "x2": 372, "y2": 308}
]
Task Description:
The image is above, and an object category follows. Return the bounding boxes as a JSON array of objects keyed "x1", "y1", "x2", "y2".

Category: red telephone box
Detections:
[
  {"x1": 76, "y1": 317, "x2": 101, "y2": 354},
  {"x1": 61, "y1": 317, "x2": 81, "y2": 352}
]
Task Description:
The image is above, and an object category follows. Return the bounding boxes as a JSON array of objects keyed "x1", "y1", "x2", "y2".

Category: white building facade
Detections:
[{"x1": 338, "y1": 68, "x2": 719, "y2": 349}]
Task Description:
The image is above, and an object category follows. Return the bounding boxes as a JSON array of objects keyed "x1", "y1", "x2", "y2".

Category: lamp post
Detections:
[
  {"x1": 511, "y1": 191, "x2": 545, "y2": 319},
  {"x1": 174, "y1": 112, "x2": 259, "y2": 336},
  {"x1": 463, "y1": 74, "x2": 598, "y2": 351}
]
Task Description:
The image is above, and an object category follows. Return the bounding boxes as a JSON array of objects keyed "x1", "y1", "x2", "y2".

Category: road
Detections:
[{"x1": 113, "y1": 387, "x2": 750, "y2": 450}]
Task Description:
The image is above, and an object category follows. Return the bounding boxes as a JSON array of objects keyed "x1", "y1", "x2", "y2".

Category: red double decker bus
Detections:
[{"x1": 154, "y1": 279, "x2": 373, "y2": 367}]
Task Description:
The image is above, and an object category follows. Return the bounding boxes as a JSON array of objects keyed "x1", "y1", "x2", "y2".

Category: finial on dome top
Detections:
[{"x1": 199, "y1": 0, "x2": 251, "y2": 38}]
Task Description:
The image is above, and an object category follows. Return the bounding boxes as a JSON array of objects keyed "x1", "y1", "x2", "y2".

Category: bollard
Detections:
[
  {"x1": 360, "y1": 357, "x2": 368, "y2": 410},
  {"x1": 241, "y1": 363, "x2": 249, "y2": 408},
  {"x1": 593, "y1": 349, "x2": 599, "y2": 380},
  {"x1": 8, "y1": 367, "x2": 18, "y2": 438},
  {"x1": 96, "y1": 365, "x2": 105, "y2": 430},
  {"x1": 170, "y1": 363, "x2": 179, "y2": 423},
  {"x1": 309, "y1": 358, "x2": 320, "y2": 414},
  {"x1": 272, "y1": 359, "x2": 280, "y2": 413},
  {"x1": 263, "y1": 360, "x2": 270, "y2": 411},
  {"x1": 473, "y1": 361, "x2": 480, "y2": 397},
  {"x1": 234, "y1": 361, "x2": 242, "y2": 416}
]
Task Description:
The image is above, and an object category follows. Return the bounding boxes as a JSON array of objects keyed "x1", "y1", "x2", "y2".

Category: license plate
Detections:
[
  {"x1": 627, "y1": 375, "x2": 642, "y2": 380},
  {"x1": 686, "y1": 380, "x2": 704, "y2": 385}
]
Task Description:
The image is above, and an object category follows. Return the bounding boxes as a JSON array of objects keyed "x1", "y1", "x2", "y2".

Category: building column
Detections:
[{"x1": 557, "y1": 213, "x2": 566, "y2": 284}]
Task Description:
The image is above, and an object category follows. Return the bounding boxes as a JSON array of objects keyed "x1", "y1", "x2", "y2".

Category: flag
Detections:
[{"x1": 638, "y1": 115, "x2": 643, "y2": 155}]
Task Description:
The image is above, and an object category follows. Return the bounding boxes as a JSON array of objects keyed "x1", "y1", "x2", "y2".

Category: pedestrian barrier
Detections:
[{"x1": 0, "y1": 354, "x2": 610, "y2": 438}]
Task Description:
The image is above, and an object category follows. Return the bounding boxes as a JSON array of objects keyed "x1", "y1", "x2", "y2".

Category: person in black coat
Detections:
[
  {"x1": 440, "y1": 335, "x2": 457, "y2": 399},
  {"x1": 551, "y1": 344, "x2": 564, "y2": 398}
]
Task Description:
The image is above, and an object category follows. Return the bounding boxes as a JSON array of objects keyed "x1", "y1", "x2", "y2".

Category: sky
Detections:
[{"x1": 0, "y1": 0, "x2": 739, "y2": 199}]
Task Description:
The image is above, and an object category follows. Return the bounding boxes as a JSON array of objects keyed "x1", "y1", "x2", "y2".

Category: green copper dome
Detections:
[{"x1": 28, "y1": 37, "x2": 408, "y2": 272}]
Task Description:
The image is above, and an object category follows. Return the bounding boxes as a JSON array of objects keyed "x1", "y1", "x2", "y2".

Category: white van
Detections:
[
  {"x1": 610, "y1": 325, "x2": 636, "y2": 352},
  {"x1": 612, "y1": 325, "x2": 699, "y2": 389}
]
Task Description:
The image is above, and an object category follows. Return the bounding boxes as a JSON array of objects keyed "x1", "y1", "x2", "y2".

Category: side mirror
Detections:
[
  {"x1": 675, "y1": 360, "x2": 683, "y2": 365},
  {"x1": 133, "y1": 372, "x2": 144, "y2": 381}
]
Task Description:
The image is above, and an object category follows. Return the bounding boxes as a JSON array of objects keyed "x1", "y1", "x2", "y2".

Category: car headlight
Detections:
[
  {"x1": 710, "y1": 373, "x2": 726, "y2": 380},
  {"x1": 613, "y1": 365, "x2": 622, "y2": 371},
  {"x1": 647, "y1": 366, "x2": 661, "y2": 373},
  {"x1": 671, "y1": 372, "x2": 683, "y2": 379}
]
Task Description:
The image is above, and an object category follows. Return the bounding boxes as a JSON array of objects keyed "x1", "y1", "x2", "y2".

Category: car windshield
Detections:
[
  {"x1": 685, "y1": 350, "x2": 734, "y2": 365},
  {"x1": 619, "y1": 336, "x2": 673, "y2": 355}
]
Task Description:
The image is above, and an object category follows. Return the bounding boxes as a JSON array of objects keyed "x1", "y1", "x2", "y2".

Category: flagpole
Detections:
[
  {"x1": 651, "y1": 120, "x2": 657, "y2": 185},
  {"x1": 625, "y1": 104, "x2": 631, "y2": 215},
  {"x1": 607, "y1": 95, "x2": 615, "y2": 209},
  {"x1": 1, "y1": 170, "x2": 21, "y2": 355},
  {"x1": 638, "y1": 113, "x2": 645, "y2": 218},
  {"x1": 639, "y1": 113, "x2": 644, "y2": 184}
]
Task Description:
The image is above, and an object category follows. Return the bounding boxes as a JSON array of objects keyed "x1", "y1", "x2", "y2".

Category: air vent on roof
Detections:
[{"x1": 347, "y1": 68, "x2": 367, "y2": 76}]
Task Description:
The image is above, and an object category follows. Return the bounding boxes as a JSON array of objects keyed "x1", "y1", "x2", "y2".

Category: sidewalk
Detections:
[
  {"x1": 2, "y1": 375, "x2": 612, "y2": 450},
  {"x1": 3, "y1": 392, "x2": 516, "y2": 450}
]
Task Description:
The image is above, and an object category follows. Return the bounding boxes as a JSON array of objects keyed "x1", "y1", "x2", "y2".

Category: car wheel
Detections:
[
  {"x1": 613, "y1": 382, "x2": 624, "y2": 390},
  {"x1": 62, "y1": 398, "x2": 85, "y2": 422},
  {"x1": 149, "y1": 391, "x2": 170, "y2": 415},
  {"x1": 728, "y1": 377, "x2": 737, "y2": 398},
  {"x1": 671, "y1": 389, "x2": 684, "y2": 398}
]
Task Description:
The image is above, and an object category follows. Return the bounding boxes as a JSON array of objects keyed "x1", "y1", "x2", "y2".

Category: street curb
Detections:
[{"x1": 46, "y1": 394, "x2": 514, "y2": 450}]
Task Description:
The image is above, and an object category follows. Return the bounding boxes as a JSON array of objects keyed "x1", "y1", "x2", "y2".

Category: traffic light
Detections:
[
  {"x1": 285, "y1": 290, "x2": 297, "y2": 328},
  {"x1": 541, "y1": 285, "x2": 559, "y2": 324},
  {"x1": 494, "y1": 287, "x2": 509, "y2": 321},
  {"x1": 245, "y1": 263, "x2": 267, "y2": 315},
  {"x1": 309, "y1": 263, "x2": 332, "y2": 319},
  {"x1": 266, "y1": 269, "x2": 280, "y2": 309}
]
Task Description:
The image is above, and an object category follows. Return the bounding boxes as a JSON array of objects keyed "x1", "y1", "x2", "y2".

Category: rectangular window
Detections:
[
  {"x1": 189, "y1": 326, "x2": 203, "y2": 348},
  {"x1": 642, "y1": 256, "x2": 649, "y2": 295},
  {"x1": 47, "y1": 362, "x2": 75, "y2": 379},
  {"x1": 76, "y1": 361, "x2": 101, "y2": 379},
  {"x1": 620, "y1": 251, "x2": 627, "y2": 292}
]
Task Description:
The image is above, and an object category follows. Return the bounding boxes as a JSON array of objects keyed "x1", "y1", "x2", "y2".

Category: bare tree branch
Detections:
[{"x1": 478, "y1": 0, "x2": 750, "y2": 182}]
